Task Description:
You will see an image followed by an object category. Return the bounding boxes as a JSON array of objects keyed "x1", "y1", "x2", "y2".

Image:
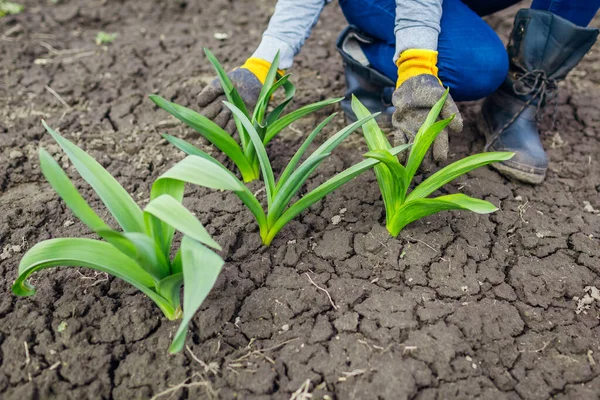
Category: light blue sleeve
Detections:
[
  {"x1": 252, "y1": 0, "x2": 330, "y2": 69},
  {"x1": 252, "y1": 0, "x2": 442, "y2": 67},
  {"x1": 394, "y1": 0, "x2": 443, "y2": 59}
]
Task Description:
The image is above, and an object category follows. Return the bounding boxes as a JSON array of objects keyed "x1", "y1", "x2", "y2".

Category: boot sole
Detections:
[{"x1": 476, "y1": 112, "x2": 547, "y2": 185}]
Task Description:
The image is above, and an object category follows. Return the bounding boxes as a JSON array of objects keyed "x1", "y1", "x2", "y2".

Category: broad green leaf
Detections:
[
  {"x1": 12, "y1": 238, "x2": 177, "y2": 319},
  {"x1": 405, "y1": 117, "x2": 453, "y2": 184},
  {"x1": 161, "y1": 134, "x2": 223, "y2": 167},
  {"x1": 264, "y1": 98, "x2": 343, "y2": 145},
  {"x1": 156, "y1": 273, "x2": 183, "y2": 308},
  {"x1": 43, "y1": 121, "x2": 145, "y2": 233},
  {"x1": 204, "y1": 48, "x2": 251, "y2": 150},
  {"x1": 234, "y1": 187, "x2": 269, "y2": 239},
  {"x1": 252, "y1": 52, "x2": 281, "y2": 125},
  {"x1": 306, "y1": 112, "x2": 380, "y2": 163},
  {"x1": 417, "y1": 89, "x2": 448, "y2": 140},
  {"x1": 407, "y1": 152, "x2": 515, "y2": 201},
  {"x1": 147, "y1": 178, "x2": 184, "y2": 257},
  {"x1": 388, "y1": 194, "x2": 498, "y2": 236},
  {"x1": 149, "y1": 95, "x2": 255, "y2": 180},
  {"x1": 153, "y1": 155, "x2": 244, "y2": 195},
  {"x1": 164, "y1": 153, "x2": 268, "y2": 239},
  {"x1": 268, "y1": 153, "x2": 329, "y2": 228},
  {"x1": 150, "y1": 155, "x2": 242, "y2": 255},
  {"x1": 171, "y1": 248, "x2": 182, "y2": 274},
  {"x1": 364, "y1": 149, "x2": 409, "y2": 205},
  {"x1": 144, "y1": 194, "x2": 221, "y2": 251},
  {"x1": 250, "y1": 73, "x2": 291, "y2": 144},
  {"x1": 266, "y1": 112, "x2": 380, "y2": 231},
  {"x1": 351, "y1": 95, "x2": 391, "y2": 150},
  {"x1": 351, "y1": 95, "x2": 400, "y2": 222},
  {"x1": 98, "y1": 230, "x2": 170, "y2": 281},
  {"x1": 264, "y1": 77, "x2": 296, "y2": 128},
  {"x1": 275, "y1": 113, "x2": 337, "y2": 193},
  {"x1": 264, "y1": 144, "x2": 411, "y2": 244},
  {"x1": 224, "y1": 102, "x2": 276, "y2": 208},
  {"x1": 244, "y1": 72, "x2": 292, "y2": 166},
  {"x1": 39, "y1": 148, "x2": 110, "y2": 233},
  {"x1": 169, "y1": 237, "x2": 224, "y2": 353}
]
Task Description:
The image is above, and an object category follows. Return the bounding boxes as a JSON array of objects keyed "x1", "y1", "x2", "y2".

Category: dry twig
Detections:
[
  {"x1": 290, "y1": 379, "x2": 312, "y2": 400},
  {"x1": 44, "y1": 85, "x2": 71, "y2": 109},
  {"x1": 304, "y1": 272, "x2": 338, "y2": 310},
  {"x1": 406, "y1": 236, "x2": 437, "y2": 252},
  {"x1": 150, "y1": 373, "x2": 217, "y2": 400}
]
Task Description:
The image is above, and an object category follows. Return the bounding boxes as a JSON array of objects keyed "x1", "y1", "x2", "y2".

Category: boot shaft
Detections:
[{"x1": 507, "y1": 9, "x2": 598, "y2": 81}]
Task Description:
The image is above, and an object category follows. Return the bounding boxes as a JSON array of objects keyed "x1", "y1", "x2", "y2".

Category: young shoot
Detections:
[
  {"x1": 95, "y1": 31, "x2": 118, "y2": 46},
  {"x1": 150, "y1": 48, "x2": 343, "y2": 183},
  {"x1": 0, "y1": 1, "x2": 23, "y2": 17},
  {"x1": 12, "y1": 122, "x2": 243, "y2": 353},
  {"x1": 353, "y1": 91, "x2": 514, "y2": 237}
]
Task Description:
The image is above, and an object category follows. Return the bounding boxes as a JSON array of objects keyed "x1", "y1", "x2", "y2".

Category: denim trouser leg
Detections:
[
  {"x1": 531, "y1": 0, "x2": 600, "y2": 27},
  {"x1": 338, "y1": 0, "x2": 599, "y2": 101}
]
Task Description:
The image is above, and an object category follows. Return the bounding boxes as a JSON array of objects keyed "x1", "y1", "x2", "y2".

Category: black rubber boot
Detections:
[
  {"x1": 479, "y1": 9, "x2": 598, "y2": 184},
  {"x1": 336, "y1": 26, "x2": 396, "y2": 130}
]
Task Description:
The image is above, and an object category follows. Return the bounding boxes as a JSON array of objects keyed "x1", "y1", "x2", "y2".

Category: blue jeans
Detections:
[{"x1": 339, "y1": 0, "x2": 600, "y2": 101}]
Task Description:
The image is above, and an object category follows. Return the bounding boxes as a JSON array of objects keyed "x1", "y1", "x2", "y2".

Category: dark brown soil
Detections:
[{"x1": 2, "y1": 1, "x2": 600, "y2": 399}]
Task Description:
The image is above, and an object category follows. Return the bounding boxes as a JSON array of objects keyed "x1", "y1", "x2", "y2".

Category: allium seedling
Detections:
[
  {"x1": 151, "y1": 98, "x2": 410, "y2": 245},
  {"x1": 150, "y1": 49, "x2": 412, "y2": 244},
  {"x1": 353, "y1": 90, "x2": 514, "y2": 236},
  {"x1": 12, "y1": 122, "x2": 243, "y2": 353},
  {"x1": 150, "y1": 48, "x2": 342, "y2": 183}
]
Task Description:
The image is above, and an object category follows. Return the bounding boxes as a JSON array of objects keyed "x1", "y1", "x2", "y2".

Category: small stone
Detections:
[
  {"x1": 331, "y1": 215, "x2": 342, "y2": 225},
  {"x1": 9, "y1": 149, "x2": 23, "y2": 160},
  {"x1": 515, "y1": 195, "x2": 523, "y2": 201},
  {"x1": 493, "y1": 283, "x2": 517, "y2": 301},
  {"x1": 64, "y1": 220, "x2": 75, "y2": 227},
  {"x1": 281, "y1": 324, "x2": 289, "y2": 332},
  {"x1": 213, "y1": 32, "x2": 229, "y2": 40},
  {"x1": 0, "y1": 245, "x2": 11, "y2": 260},
  {"x1": 583, "y1": 201, "x2": 599, "y2": 214},
  {"x1": 465, "y1": 355, "x2": 473, "y2": 362}
]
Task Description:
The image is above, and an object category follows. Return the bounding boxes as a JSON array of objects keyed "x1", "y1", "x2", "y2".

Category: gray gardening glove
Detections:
[
  {"x1": 392, "y1": 74, "x2": 463, "y2": 172},
  {"x1": 197, "y1": 68, "x2": 262, "y2": 133}
]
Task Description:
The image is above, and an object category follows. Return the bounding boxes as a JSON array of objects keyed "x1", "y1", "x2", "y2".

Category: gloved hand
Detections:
[
  {"x1": 197, "y1": 57, "x2": 281, "y2": 133},
  {"x1": 392, "y1": 49, "x2": 463, "y2": 171}
]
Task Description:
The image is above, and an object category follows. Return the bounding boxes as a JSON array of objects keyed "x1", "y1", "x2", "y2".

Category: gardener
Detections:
[{"x1": 198, "y1": 0, "x2": 599, "y2": 184}]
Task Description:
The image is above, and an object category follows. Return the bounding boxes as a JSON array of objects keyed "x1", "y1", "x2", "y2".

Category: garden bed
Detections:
[{"x1": 1, "y1": 0, "x2": 600, "y2": 399}]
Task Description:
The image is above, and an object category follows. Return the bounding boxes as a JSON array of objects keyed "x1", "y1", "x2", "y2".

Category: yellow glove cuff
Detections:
[
  {"x1": 396, "y1": 49, "x2": 441, "y2": 88},
  {"x1": 241, "y1": 57, "x2": 285, "y2": 84}
]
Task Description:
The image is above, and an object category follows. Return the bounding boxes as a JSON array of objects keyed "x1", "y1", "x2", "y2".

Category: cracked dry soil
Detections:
[{"x1": 1, "y1": 1, "x2": 600, "y2": 399}]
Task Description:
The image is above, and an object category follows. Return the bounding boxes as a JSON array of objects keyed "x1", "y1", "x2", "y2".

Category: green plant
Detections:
[
  {"x1": 12, "y1": 122, "x2": 243, "y2": 353},
  {"x1": 353, "y1": 91, "x2": 514, "y2": 237},
  {"x1": 150, "y1": 48, "x2": 342, "y2": 183},
  {"x1": 152, "y1": 96, "x2": 410, "y2": 245},
  {"x1": 0, "y1": 1, "x2": 24, "y2": 17},
  {"x1": 95, "y1": 31, "x2": 117, "y2": 46}
]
